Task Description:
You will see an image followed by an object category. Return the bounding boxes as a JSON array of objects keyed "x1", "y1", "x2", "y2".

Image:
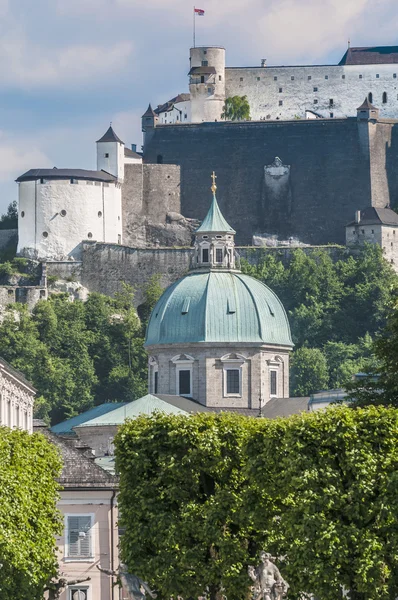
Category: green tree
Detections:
[
  {"x1": 221, "y1": 96, "x2": 251, "y2": 121},
  {"x1": 290, "y1": 346, "x2": 329, "y2": 396},
  {"x1": 137, "y1": 274, "x2": 163, "y2": 328},
  {"x1": 0, "y1": 428, "x2": 62, "y2": 600},
  {"x1": 0, "y1": 201, "x2": 17, "y2": 230}
]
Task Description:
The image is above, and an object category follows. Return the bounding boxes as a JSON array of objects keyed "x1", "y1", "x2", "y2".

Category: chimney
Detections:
[
  {"x1": 355, "y1": 210, "x2": 361, "y2": 224},
  {"x1": 131, "y1": 144, "x2": 137, "y2": 152},
  {"x1": 261, "y1": 59, "x2": 267, "y2": 67}
]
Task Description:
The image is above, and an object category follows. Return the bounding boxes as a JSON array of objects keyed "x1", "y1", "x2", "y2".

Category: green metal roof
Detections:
[
  {"x1": 51, "y1": 403, "x2": 127, "y2": 435},
  {"x1": 75, "y1": 395, "x2": 192, "y2": 428},
  {"x1": 196, "y1": 195, "x2": 236, "y2": 234},
  {"x1": 145, "y1": 272, "x2": 293, "y2": 347}
]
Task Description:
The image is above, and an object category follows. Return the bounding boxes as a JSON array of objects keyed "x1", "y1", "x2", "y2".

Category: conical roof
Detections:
[
  {"x1": 142, "y1": 103, "x2": 156, "y2": 118},
  {"x1": 196, "y1": 194, "x2": 236, "y2": 234},
  {"x1": 96, "y1": 125, "x2": 124, "y2": 144},
  {"x1": 357, "y1": 97, "x2": 377, "y2": 110}
]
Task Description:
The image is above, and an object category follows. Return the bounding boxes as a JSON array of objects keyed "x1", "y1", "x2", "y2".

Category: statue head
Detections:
[{"x1": 259, "y1": 551, "x2": 272, "y2": 564}]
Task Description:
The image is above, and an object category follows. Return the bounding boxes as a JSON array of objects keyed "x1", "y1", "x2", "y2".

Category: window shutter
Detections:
[{"x1": 68, "y1": 516, "x2": 92, "y2": 557}]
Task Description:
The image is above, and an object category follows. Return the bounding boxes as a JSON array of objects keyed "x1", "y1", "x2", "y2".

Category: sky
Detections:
[{"x1": 0, "y1": 0, "x2": 397, "y2": 212}]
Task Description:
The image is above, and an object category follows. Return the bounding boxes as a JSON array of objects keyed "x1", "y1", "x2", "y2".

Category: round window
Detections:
[
  {"x1": 21, "y1": 211, "x2": 25, "y2": 218},
  {"x1": 60, "y1": 210, "x2": 67, "y2": 217},
  {"x1": 98, "y1": 211, "x2": 102, "y2": 217},
  {"x1": 42, "y1": 231, "x2": 48, "y2": 238},
  {"x1": 87, "y1": 232, "x2": 93, "y2": 239}
]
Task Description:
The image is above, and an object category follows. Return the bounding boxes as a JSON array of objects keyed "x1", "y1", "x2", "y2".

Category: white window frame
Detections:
[
  {"x1": 172, "y1": 354, "x2": 194, "y2": 398},
  {"x1": 221, "y1": 354, "x2": 246, "y2": 398},
  {"x1": 215, "y1": 244, "x2": 224, "y2": 265},
  {"x1": 268, "y1": 356, "x2": 283, "y2": 398},
  {"x1": 149, "y1": 356, "x2": 159, "y2": 394},
  {"x1": 64, "y1": 513, "x2": 95, "y2": 562},
  {"x1": 270, "y1": 369, "x2": 278, "y2": 398},
  {"x1": 68, "y1": 585, "x2": 91, "y2": 600}
]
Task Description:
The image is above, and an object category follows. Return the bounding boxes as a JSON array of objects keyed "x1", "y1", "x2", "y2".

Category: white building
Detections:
[
  {"x1": 155, "y1": 94, "x2": 191, "y2": 124},
  {"x1": 16, "y1": 126, "x2": 142, "y2": 261},
  {"x1": 151, "y1": 44, "x2": 398, "y2": 123},
  {"x1": 346, "y1": 206, "x2": 398, "y2": 269},
  {"x1": 0, "y1": 357, "x2": 35, "y2": 432}
]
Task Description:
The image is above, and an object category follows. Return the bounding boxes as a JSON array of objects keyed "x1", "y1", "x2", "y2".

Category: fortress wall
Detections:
[
  {"x1": 225, "y1": 64, "x2": 398, "y2": 121},
  {"x1": 79, "y1": 242, "x2": 344, "y2": 307},
  {"x1": 143, "y1": 119, "x2": 383, "y2": 245}
]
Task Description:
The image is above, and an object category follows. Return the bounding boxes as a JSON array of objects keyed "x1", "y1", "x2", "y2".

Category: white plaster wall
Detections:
[
  {"x1": 225, "y1": 63, "x2": 398, "y2": 120},
  {"x1": 158, "y1": 100, "x2": 191, "y2": 124},
  {"x1": 346, "y1": 222, "x2": 398, "y2": 272},
  {"x1": 190, "y1": 47, "x2": 226, "y2": 122},
  {"x1": 97, "y1": 141, "x2": 125, "y2": 181},
  {"x1": 18, "y1": 179, "x2": 122, "y2": 260},
  {"x1": 0, "y1": 369, "x2": 34, "y2": 433},
  {"x1": 124, "y1": 155, "x2": 142, "y2": 165}
]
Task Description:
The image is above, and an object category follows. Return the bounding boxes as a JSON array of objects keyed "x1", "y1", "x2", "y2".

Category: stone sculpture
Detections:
[
  {"x1": 44, "y1": 576, "x2": 91, "y2": 600},
  {"x1": 248, "y1": 551, "x2": 289, "y2": 600},
  {"x1": 97, "y1": 564, "x2": 157, "y2": 600}
]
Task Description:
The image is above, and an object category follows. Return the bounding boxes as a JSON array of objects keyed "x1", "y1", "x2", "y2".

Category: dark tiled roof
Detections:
[
  {"x1": 188, "y1": 66, "x2": 216, "y2": 75},
  {"x1": 154, "y1": 394, "x2": 212, "y2": 413},
  {"x1": 16, "y1": 168, "x2": 116, "y2": 183},
  {"x1": 34, "y1": 424, "x2": 118, "y2": 488},
  {"x1": 346, "y1": 207, "x2": 398, "y2": 226},
  {"x1": 0, "y1": 357, "x2": 36, "y2": 392},
  {"x1": 339, "y1": 46, "x2": 398, "y2": 65},
  {"x1": 205, "y1": 398, "x2": 309, "y2": 418},
  {"x1": 124, "y1": 147, "x2": 142, "y2": 159},
  {"x1": 142, "y1": 104, "x2": 156, "y2": 118},
  {"x1": 96, "y1": 125, "x2": 124, "y2": 144},
  {"x1": 357, "y1": 97, "x2": 377, "y2": 110},
  {"x1": 155, "y1": 94, "x2": 191, "y2": 115}
]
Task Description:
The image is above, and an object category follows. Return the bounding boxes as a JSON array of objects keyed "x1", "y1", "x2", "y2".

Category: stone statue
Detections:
[
  {"x1": 97, "y1": 564, "x2": 157, "y2": 599},
  {"x1": 44, "y1": 576, "x2": 90, "y2": 600},
  {"x1": 248, "y1": 551, "x2": 289, "y2": 600}
]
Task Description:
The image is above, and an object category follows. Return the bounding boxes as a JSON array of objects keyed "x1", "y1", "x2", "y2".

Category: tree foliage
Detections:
[
  {"x1": 0, "y1": 428, "x2": 62, "y2": 600},
  {"x1": 0, "y1": 201, "x2": 17, "y2": 230},
  {"x1": 221, "y1": 96, "x2": 251, "y2": 121},
  {"x1": 0, "y1": 289, "x2": 148, "y2": 424},
  {"x1": 242, "y1": 245, "x2": 396, "y2": 395},
  {"x1": 116, "y1": 408, "x2": 398, "y2": 600}
]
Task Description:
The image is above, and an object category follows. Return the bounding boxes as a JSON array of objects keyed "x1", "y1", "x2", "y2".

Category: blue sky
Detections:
[{"x1": 0, "y1": 0, "x2": 397, "y2": 212}]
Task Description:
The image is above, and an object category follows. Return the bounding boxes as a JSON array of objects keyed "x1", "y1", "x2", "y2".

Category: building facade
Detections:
[
  {"x1": 154, "y1": 45, "x2": 398, "y2": 123},
  {"x1": 346, "y1": 206, "x2": 398, "y2": 267},
  {"x1": 145, "y1": 177, "x2": 294, "y2": 410},
  {"x1": 0, "y1": 357, "x2": 35, "y2": 432}
]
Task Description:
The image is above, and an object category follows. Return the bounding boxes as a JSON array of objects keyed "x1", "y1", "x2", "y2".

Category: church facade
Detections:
[{"x1": 145, "y1": 176, "x2": 294, "y2": 410}]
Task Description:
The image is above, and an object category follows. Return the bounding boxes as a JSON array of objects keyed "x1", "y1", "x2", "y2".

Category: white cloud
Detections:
[{"x1": 0, "y1": 134, "x2": 52, "y2": 182}]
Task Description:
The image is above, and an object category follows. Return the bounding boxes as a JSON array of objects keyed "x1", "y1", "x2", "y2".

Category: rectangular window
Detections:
[
  {"x1": 257, "y1": 77, "x2": 260, "y2": 81},
  {"x1": 359, "y1": 74, "x2": 363, "y2": 79},
  {"x1": 313, "y1": 87, "x2": 318, "y2": 92},
  {"x1": 226, "y1": 369, "x2": 240, "y2": 394},
  {"x1": 66, "y1": 515, "x2": 93, "y2": 559},
  {"x1": 394, "y1": 73, "x2": 397, "y2": 78},
  {"x1": 291, "y1": 76, "x2": 294, "y2": 80},
  {"x1": 329, "y1": 99, "x2": 333, "y2": 106},
  {"x1": 219, "y1": 75, "x2": 222, "y2": 81},
  {"x1": 308, "y1": 75, "x2": 312, "y2": 80},
  {"x1": 104, "y1": 153, "x2": 109, "y2": 158},
  {"x1": 274, "y1": 76, "x2": 277, "y2": 81},
  {"x1": 376, "y1": 74, "x2": 379, "y2": 78},
  {"x1": 68, "y1": 588, "x2": 89, "y2": 600},
  {"x1": 314, "y1": 99, "x2": 318, "y2": 104},
  {"x1": 201, "y1": 75, "x2": 205, "y2": 83},
  {"x1": 207, "y1": 87, "x2": 212, "y2": 95},
  {"x1": 216, "y1": 248, "x2": 223, "y2": 263},
  {"x1": 330, "y1": 113, "x2": 334, "y2": 118},
  {"x1": 202, "y1": 248, "x2": 209, "y2": 263},
  {"x1": 270, "y1": 371, "x2": 277, "y2": 396},
  {"x1": 279, "y1": 88, "x2": 282, "y2": 93},
  {"x1": 342, "y1": 74, "x2": 346, "y2": 79},
  {"x1": 240, "y1": 77, "x2": 243, "y2": 82},
  {"x1": 201, "y1": 60, "x2": 208, "y2": 66},
  {"x1": 279, "y1": 100, "x2": 283, "y2": 106},
  {"x1": 179, "y1": 370, "x2": 191, "y2": 396},
  {"x1": 325, "y1": 75, "x2": 329, "y2": 79},
  {"x1": 154, "y1": 371, "x2": 158, "y2": 394}
]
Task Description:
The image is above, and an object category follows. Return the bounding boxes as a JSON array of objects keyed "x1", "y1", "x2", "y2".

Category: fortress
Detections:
[{"x1": 9, "y1": 43, "x2": 398, "y2": 307}]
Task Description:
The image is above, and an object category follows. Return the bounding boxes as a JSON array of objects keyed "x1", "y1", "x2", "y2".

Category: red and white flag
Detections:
[{"x1": 194, "y1": 7, "x2": 205, "y2": 15}]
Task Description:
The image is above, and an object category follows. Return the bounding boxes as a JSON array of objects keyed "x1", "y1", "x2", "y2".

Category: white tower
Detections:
[
  {"x1": 96, "y1": 125, "x2": 125, "y2": 181},
  {"x1": 189, "y1": 46, "x2": 226, "y2": 123}
]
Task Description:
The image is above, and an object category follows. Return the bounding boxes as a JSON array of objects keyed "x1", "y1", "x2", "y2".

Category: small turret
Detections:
[
  {"x1": 193, "y1": 172, "x2": 237, "y2": 271},
  {"x1": 357, "y1": 97, "x2": 379, "y2": 121},
  {"x1": 141, "y1": 104, "x2": 158, "y2": 147},
  {"x1": 96, "y1": 125, "x2": 125, "y2": 181}
]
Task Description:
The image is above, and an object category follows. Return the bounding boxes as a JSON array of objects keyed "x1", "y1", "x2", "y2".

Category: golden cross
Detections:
[{"x1": 211, "y1": 171, "x2": 217, "y2": 194}]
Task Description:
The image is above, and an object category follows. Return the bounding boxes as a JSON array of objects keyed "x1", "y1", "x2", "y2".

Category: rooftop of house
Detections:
[
  {"x1": 96, "y1": 125, "x2": 124, "y2": 144},
  {"x1": 124, "y1": 147, "x2": 142, "y2": 159},
  {"x1": 34, "y1": 422, "x2": 117, "y2": 488},
  {"x1": 51, "y1": 403, "x2": 127, "y2": 436},
  {"x1": 339, "y1": 46, "x2": 398, "y2": 66},
  {"x1": 16, "y1": 168, "x2": 117, "y2": 183},
  {"x1": 346, "y1": 207, "x2": 398, "y2": 227},
  {"x1": 0, "y1": 357, "x2": 36, "y2": 392},
  {"x1": 155, "y1": 94, "x2": 191, "y2": 115}
]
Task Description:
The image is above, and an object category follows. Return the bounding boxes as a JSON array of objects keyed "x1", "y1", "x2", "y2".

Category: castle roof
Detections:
[
  {"x1": 16, "y1": 168, "x2": 116, "y2": 183},
  {"x1": 346, "y1": 207, "x2": 398, "y2": 227},
  {"x1": 188, "y1": 66, "x2": 217, "y2": 75},
  {"x1": 357, "y1": 97, "x2": 377, "y2": 110},
  {"x1": 145, "y1": 271, "x2": 293, "y2": 347},
  {"x1": 142, "y1": 103, "x2": 156, "y2": 118},
  {"x1": 155, "y1": 94, "x2": 190, "y2": 115},
  {"x1": 196, "y1": 194, "x2": 236, "y2": 234},
  {"x1": 96, "y1": 125, "x2": 124, "y2": 144},
  {"x1": 339, "y1": 46, "x2": 398, "y2": 65},
  {"x1": 124, "y1": 147, "x2": 142, "y2": 159}
]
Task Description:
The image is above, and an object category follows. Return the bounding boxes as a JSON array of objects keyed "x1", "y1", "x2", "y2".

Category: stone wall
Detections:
[{"x1": 143, "y1": 119, "x2": 395, "y2": 245}]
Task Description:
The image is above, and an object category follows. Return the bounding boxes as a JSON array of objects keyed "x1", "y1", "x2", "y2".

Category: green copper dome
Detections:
[
  {"x1": 145, "y1": 271, "x2": 293, "y2": 347},
  {"x1": 196, "y1": 195, "x2": 236, "y2": 234}
]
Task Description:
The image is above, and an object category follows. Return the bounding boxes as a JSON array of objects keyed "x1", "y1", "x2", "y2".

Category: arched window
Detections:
[
  {"x1": 149, "y1": 357, "x2": 159, "y2": 394},
  {"x1": 368, "y1": 92, "x2": 373, "y2": 104},
  {"x1": 383, "y1": 92, "x2": 388, "y2": 104}
]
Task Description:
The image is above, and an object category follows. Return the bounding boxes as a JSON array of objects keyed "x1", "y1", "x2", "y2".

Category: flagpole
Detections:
[{"x1": 193, "y1": 6, "x2": 196, "y2": 48}]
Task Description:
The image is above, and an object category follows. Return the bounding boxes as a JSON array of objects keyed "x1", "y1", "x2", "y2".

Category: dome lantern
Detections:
[{"x1": 193, "y1": 171, "x2": 237, "y2": 271}]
